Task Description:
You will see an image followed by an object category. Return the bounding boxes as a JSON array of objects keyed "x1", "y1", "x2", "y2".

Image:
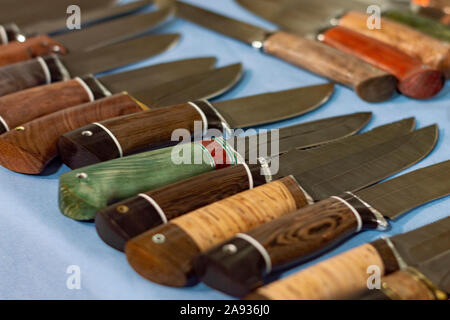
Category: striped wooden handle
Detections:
[{"x1": 338, "y1": 11, "x2": 450, "y2": 78}]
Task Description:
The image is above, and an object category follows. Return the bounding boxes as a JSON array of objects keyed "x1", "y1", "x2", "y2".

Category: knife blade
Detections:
[
  {"x1": 0, "y1": 33, "x2": 179, "y2": 135},
  {"x1": 176, "y1": 1, "x2": 397, "y2": 102},
  {"x1": 95, "y1": 112, "x2": 373, "y2": 251},
  {"x1": 0, "y1": 6, "x2": 174, "y2": 67},
  {"x1": 57, "y1": 82, "x2": 334, "y2": 168},
  {"x1": 0, "y1": 33, "x2": 179, "y2": 97},
  {"x1": 196, "y1": 158, "x2": 448, "y2": 297},
  {"x1": 245, "y1": 216, "x2": 450, "y2": 300},
  {"x1": 0, "y1": 61, "x2": 245, "y2": 175},
  {"x1": 236, "y1": 0, "x2": 446, "y2": 98},
  {"x1": 124, "y1": 124, "x2": 436, "y2": 287}
]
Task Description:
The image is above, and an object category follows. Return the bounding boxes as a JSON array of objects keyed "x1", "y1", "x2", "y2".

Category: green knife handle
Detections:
[
  {"x1": 57, "y1": 99, "x2": 226, "y2": 168},
  {"x1": 263, "y1": 31, "x2": 398, "y2": 102},
  {"x1": 0, "y1": 54, "x2": 71, "y2": 97},
  {"x1": 59, "y1": 139, "x2": 239, "y2": 221},
  {"x1": 0, "y1": 93, "x2": 144, "y2": 175},
  {"x1": 95, "y1": 163, "x2": 268, "y2": 251},
  {"x1": 196, "y1": 193, "x2": 388, "y2": 297}
]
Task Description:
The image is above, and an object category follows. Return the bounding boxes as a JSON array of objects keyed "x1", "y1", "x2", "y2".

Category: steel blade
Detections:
[
  {"x1": 98, "y1": 56, "x2": 217, "y2": 93},
  {"x1": 414, "y1": 245, "x2": 450, "y2": 294},
  {"x1": 288, "y1": 125, "x2": 438, "y2": 200},
  {"x1": 54, "y1": 6, "x2": 174, "y2": 52},
  {"x1": 356, "y1": 160, "x2": 450, "y2": 219},
  {"x1": 212, "y1": 83, "x2": 334, "y2": 128},
  {"x1": 129, "y1": 63, "x2": 243, "y2": 108},
  {"x1": 63, "y1": 33, "x2": 180, "y2": 76},
  {"x1": 176, "y1": 1, "x2": 269, "y2": 46},
  {"x1": 389, "y1": 217, "x2": 450, "y2": 271}
]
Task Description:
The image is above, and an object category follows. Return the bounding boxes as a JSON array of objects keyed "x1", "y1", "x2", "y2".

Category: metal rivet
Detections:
[
  {"x1": 152, "y1": 234, "x2": 165, "y2": 244},
  {"x1": 15, "y1": 126, "x2": 25, "y2": 131},
  {"x1": 251, "y1": 40, "x2": 263, "y2": 49},
  {"x1": 82, "y1": 130, "x2": 93, "y2": 137},
  {"x1": 222, "y1": 244, "x2": 237, "y2": 255},
  {"x1": 52, "y1": 45, "x2": 61, "y2": 53},
  {"x1": 116, "y1": 205, "x2": 129, "y2": 214},
  {"x1": 76, "y1": 172, "x2": 88, "y2": 179}
]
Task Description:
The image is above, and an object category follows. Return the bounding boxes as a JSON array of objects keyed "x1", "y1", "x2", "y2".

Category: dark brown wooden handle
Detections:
[
  {"x1": 96, "y1": 164, "x2": 266, "y2": 251},
  {"x1": 57, "y1": 102, "x2": 204, "y2": 166},
  {"x1": 321, "y1": 26, "x2": 445, "y2": 99},
  {"x1": 0, "y1": 93, "x2": 143, "y2": 174},
  {"x1": 338, "y1": 11, "x2": 450, "y2": 78},
  {"x1": 0, "y1": 35, "x2": 66, "y2": 67},
  {"x1": 263, "y1": 31, "x2": 397, "y2": 102},
  {"x1": 0, "y1": 23, "x2": 21, "y2": 44},
  {"x1": 0, "y1": 78, "x2": 94, "y2": 134}
]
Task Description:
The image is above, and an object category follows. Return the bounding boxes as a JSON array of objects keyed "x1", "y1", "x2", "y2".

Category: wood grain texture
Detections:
[
  {"x1": 59, "y1": 141, "x2": 226, "y2": 221},
  {"x1": 0, "y1": 35, "x2": 66, "y2": 67},
  {"x1": 0, "y1": 79, "x2": 92, "y2": 132},
  {"x1": 96, "y1": 164, "x2": 263, "y2": 251},
  {"x1": 58, "y1": 102, "x2": 203, "y2": 167},
  {"x1": 0, "y1": 94, "x2": 143, "y2": 174},
  {"x1": 322, "y1": 26, "x2": 445, "y2": 99},
  {"x1": 263, "y1": 31, "x2": 397, "y2": 102},
  {"x1": 338, "y1": 11, "x2": 450, "y2": 78},
  {"x1": 246, "y1": 244, "x2": 385, "y2": 300}
]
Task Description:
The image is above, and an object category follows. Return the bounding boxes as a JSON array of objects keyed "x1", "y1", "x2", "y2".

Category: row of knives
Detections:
[{"x1": 1, "y1": 0, "x2": 449, "y2": 300}]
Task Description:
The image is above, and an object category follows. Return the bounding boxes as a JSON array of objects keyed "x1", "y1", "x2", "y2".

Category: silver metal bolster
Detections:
[
  {"x1": 382, "y1": 236, "x2": 408, "y2": 270},
  {"x1": 258, "y1": 157, "x2": 273, "y2": 183},
  {"x1": 51, "y1": 54, "x2": 71, "y2": 81},
  {"x1": 199, "y1": 99, "x2": 233, "y2": 137},
  {"x1": 288, "y1": 175, "x2": 314, "y2": 205},
  {"x1": 346, "y1": 191, "x2": 389, "y2": 231}
]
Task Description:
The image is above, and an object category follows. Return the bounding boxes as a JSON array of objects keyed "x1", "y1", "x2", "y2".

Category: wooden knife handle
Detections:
[
  {"x1": 0, "y1": 55, "x2": 70, "y2": 97},
  {"x1": 0, "y1": 35, "x2": 66, "y2": 67},
  {"x1": 321, "y1": 26, "x2": 445, "y2": 99},
  {"x1": 59, "y1": 140, "x2": 237, "y2": 221},
  {"x1": 0, "y1": 93, "x2": 143, "y2": 174},
  {"x1": 263, "y1": 31, "x2": 397, "y2": 102},
  {"x1": 96, "y1": 163, "x2": 266, "y2": 251},
  {"x1": 0, "y1": 78, "x2": 95, "y2": 134},
  {"x1": 246, "y1": 243, "x2": 386, "y2": 300},
  {"x1": 338, "y1": 11, "x2": 450, "y2": 78},
  {"x1": 124, "y1": 176, "x2": 310, "y2": 287},
  {"x1": 58, "y1": 102, "x2": 205, "y2": 168},
  {"x1": 196, "y1": 195, "x2": 385, "y2": 297}
]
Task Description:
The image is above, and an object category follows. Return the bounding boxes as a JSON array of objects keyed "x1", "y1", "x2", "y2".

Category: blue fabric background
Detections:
[{"x1": 0, "y1": 0, "x2": 449, "y2": 299}]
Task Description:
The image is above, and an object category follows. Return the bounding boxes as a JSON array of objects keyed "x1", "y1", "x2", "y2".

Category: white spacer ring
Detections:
[
  {"x1": 236, "y1": 233, "x2": 272, "y2": 274},
  {"x1": 0, "y1": 25, "x2": 8, "y2": 44},
  {"x1": 188, "y1": 101, "x2": 208, "y2": 136},
  {"x1": 74, "y1": 77, "x2": 94, "y2": 102},
  {"x1": 331, "y1": 196, "x2": 363, "y2": 232},
  {"x1": 235, "y1": 150, "x2": 254, "y2": 189},
  {"x1": 0, "y1": 116, "x2": 10, "y2": 132},
  {"x1": 36, "y1": 57, "x2": 51, "y2": 84},
  {"x1": 138, "y1": 193, "x2": 168, "y2": 224},
  {"x1": 92, "y1": 122, "x2": 123, "y2": 158}
]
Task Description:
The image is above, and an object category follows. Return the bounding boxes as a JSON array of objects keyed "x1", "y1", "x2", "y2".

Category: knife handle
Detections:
[
  {"x1": 57, "y1": 100, "x2": 220, "y2": 168},
  {"x1": 0, "y1": 76, "x2": 107, "y2": 134},
  {"x1": 96, "y1": 163, "x2": 267, "y2": 251},
  {"x1": 124, "y1": 176, "x2": 310, "y2": 287},
  {"x1": 0, "y1": 23, "x2": 21, "y2": 44},
  {"x1": 263, "y1": 31, "x2": 397, "y2": 102},
  {"x1": 195, "y1": 194, "x2": 388, "y2": 297},
  {"x1": 0, "y1": 35, "x2": 67, "y2": 67},
  {"x1": 338, "y1": 11, "x2": 450, "y2": 78},
  {"x1": 59, "y1": 139, "x2": 238, "y2": 221},
  {"x1": 0, "y1": 54, "x2": 71, "y2": 97},
  {"x1": 245, "y1": 243, "x2": 387, "y2": 300},
  {"x1": 321, "y1": 26, "x2": 445, "y2": 99},
  {"x1": 0, "y1": 93, "x2": 143, "y2": 174}
]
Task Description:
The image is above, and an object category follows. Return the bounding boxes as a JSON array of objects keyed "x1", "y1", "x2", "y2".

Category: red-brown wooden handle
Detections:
[
  {"x1": 321, "y1": 26, "x2": 445, "y2": 99},
  {"x1": 0, "y1": 93, "x2": 143, "y2": 174},
  {"x1": 0, "y1": 35, "x2": 66, "y2": 67},
  {"x1": 0, "y1": 78, "x2": 95, "y2": 134}
]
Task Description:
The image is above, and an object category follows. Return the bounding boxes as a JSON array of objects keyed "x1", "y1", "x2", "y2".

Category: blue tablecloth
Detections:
[{"x1": 1, "y1": 0, "x2": 449, "y2": 299}]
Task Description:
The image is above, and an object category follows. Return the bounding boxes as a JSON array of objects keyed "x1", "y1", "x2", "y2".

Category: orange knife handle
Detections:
[
  {"x1": 321, "y1": 26, "x2": 445, "y2": 99},
  {"x1": 263, "y1": 31, "x2": 397, "y2": 102},
  {"x1": 0, "y1": 35, "x2": 67, "y2": 67}
]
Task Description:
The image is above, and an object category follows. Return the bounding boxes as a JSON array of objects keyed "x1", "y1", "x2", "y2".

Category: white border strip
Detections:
[
  {"x1": 331, "y1": 196, "x2": 362, "y2": 232},
  {"x1": 36, "y1": 57, "x2": 51, "y2": 84},
  {"x1": 74, "y1": 77, "x2": 94, "y2": 102},
  {"x1": 92, "y1": 122, "x2": 123, "y2": 158},
  {"x1": 0, "y1": 25, "x2": 8, "y2": 44},
  {"x1": 138, "y1": 193, "x2": 168, "y2": 224},
  {"x1": 0, "y1": 116, "x2": 10, "y2": 132},
  {"x1": 236, "y1": 233, "x2": 272, "y2": 274},
  {"x1": 188, "y1": 101, "x2": 208, "y2": 136},
  {"x1": 235, "y1": 149, "x2": 254, "y2": 189}
]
